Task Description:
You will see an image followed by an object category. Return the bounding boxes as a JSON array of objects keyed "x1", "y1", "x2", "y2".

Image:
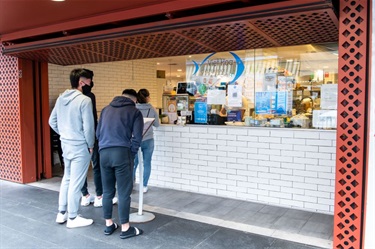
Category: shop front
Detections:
[{"x1": 0, "y1": 1, "x2": 373, "y2": 248}]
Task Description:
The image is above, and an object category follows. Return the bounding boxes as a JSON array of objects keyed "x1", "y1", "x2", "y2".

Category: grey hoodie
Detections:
[
  {"x1": 136, "y1": 103, "x2": 160, "y2": 141},
  {"x1": 49, "y1": 89, "x2": 95, "y2": 148}
]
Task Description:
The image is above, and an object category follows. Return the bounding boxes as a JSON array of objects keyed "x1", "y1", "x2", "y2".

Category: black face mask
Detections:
[{"x1": 82, "y1": 84, "x2": 92, "y2": 95}]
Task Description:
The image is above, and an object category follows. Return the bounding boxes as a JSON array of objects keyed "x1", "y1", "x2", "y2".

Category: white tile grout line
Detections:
[{"x1": 131, "y1": 203, "x2": 333, "y2": 249}]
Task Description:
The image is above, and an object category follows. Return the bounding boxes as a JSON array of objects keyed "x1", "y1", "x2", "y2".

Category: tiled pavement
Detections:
[{"x1": 0, "y1": 166, "x2": 333, "y2": 249}]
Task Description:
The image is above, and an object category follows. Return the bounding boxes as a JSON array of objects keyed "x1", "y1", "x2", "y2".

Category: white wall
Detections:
[
  {"x1": 48, "y1": 60, "x2": 158, "y2": 113},
  {"x1": 150, "y1": 125, "x2": 336, "y2": 214}
]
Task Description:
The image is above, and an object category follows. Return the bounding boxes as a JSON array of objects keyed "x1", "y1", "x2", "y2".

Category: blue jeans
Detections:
[
  {"x1": 133, "y1": 138, "x2": 154, "y2": 187},
  {"x1": 100, "y1": 147, "x2": 133, "y2": 224}
]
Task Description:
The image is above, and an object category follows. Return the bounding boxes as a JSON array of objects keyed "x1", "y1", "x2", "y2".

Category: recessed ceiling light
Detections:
[
  {"x1": 156, "y1": 63, "x2": 160, "y2": 65},
  {"x1": 177, "y1": 69, "x2": 182, "y2": 72}
]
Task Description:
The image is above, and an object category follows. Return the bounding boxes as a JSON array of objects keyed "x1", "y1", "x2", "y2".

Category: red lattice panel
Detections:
[
  {"x1": 334, "y1": 1, "x2": 368, "y2": 249},
  {"x1": 0, "y1": 45, "x2": 22, "y2": 182},
  {"x1": 179, "y1": 22, "x2": 275, "y2": 52},
  {"x1": 253, "y1": 9, "x2": 339, "y2": 46}
]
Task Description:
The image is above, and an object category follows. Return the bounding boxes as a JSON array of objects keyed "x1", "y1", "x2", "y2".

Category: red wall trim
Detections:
[{"x1": 334, "y1": 0, "x2": 369, "y2": 248}]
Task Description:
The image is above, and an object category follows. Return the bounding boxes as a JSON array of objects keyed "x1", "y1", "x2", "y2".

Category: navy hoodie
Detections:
[{"x1": 96, "y1": 96, "x2": 144, "y2": 156}]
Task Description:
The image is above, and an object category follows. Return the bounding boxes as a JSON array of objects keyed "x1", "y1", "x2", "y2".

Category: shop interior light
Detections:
[{"x1": 52, "y1": 0, "x2": 65, "y2": 2}]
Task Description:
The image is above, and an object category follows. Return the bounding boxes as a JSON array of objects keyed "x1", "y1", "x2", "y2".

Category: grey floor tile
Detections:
[
  {"x1": 258, "y1": 204, "x2": 289, "y2": 216},
  {"x1": 237, "y1": 200, "x2": 265, "y2": 212},
  {"x1": 0, "y1": 179, "x2": 331, "y2": 249},
  {"x1": 271, "y1": 239, "x2": 324, "y2": 249},
  {"x1": 270, "y1": 216, "x2": 308, "y2": 233},
  {"x1": 221, "y1": 207, "x2": 257, "y2": 223},
  {"x1": 283, "y1": 208, "x2": 314, "y2": 220},
  {"x1": 198, "y1": 204, "x2": 235, "y2": 218},
  {"x1": 144, "y1": 218, "x2": 219, "y2": 247},
  {"x1": 299, "y1": 220, "x2": 333, "y2": 240},
  {"x1": 0, "y1": 224, "x2": 65, "y2": 249},
  {"x1": 244, "y1": 212, "x2": 281, "y2": 228},
  {"x1": 195, "y1": 227, "x2": 276, "y2": 249},
  {"x1": 309, "y1": 213, "x2": 334, "y2": 225},
  {"x1": 217, "y1": 198, "x2": 245, "y2": 208},
  {"x1": 180, "y1": 201, "x2": 213, "y2": 213}
]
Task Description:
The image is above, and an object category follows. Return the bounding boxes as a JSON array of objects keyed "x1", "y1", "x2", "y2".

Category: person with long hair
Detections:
[{"x1": 134, "y1": 89, "x2": 160, "y2": 193}]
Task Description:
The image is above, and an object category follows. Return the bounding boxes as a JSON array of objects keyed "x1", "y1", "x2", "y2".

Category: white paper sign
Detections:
[
  {"x1": 227, "y1": 85, "x2": 242, "y2": 107},
  {"x1": 321, "y1": 84, "x2": 338, "y2": 110},
  {"x1": 207, "y1": 89, "x2": 226, "y2": 104}
]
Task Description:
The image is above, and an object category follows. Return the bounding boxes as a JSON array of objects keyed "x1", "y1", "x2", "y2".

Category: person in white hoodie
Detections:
[
  {"x1": 49, "y1": 68, "x2": 95, "y2": 229},
  {"x1": 133, "y1": 89, "x2": 160, "y2": 193}
]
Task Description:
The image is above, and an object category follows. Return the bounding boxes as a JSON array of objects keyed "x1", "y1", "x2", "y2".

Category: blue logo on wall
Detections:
[{"x1": 192, "y1": 51, "x2": 244, "y2": 84}]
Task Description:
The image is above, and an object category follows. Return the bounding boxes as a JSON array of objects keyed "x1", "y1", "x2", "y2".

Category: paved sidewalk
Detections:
[{"x1": 0, "y1": 180, "x2": 325, "y2": 249}]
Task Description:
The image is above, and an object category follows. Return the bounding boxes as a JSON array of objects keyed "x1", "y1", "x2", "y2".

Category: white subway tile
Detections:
[
  {"x1": 258, "y1": 148, "x2": 281, "y2": 156},
  {"x1": 228, "y1": 129, "x2": 248, "y2": 135},
  {"x1": 305, "y1": 190, "x2": 330, "y2": 198},
  {"x1": 270, "y1": 155, "x2": 293, "y2": 163},
  {"x1": 305, "y1": 152, "x2": 332, "y2": 159},
  {"x1": 281, "y1": 186, "x2": 304, "y2": 195},
  {"x1": 281, "y1": 138, "x2": 306, "y2": 145},
  {"x1": 259, "y1": 137, "x2": 281, "y2": 143},
  {"x1": 305, "y1": 165, "x2": 333, "y2": 173},
  {"x1": 293, "y1": 131, "x2": 320, "y2": 139},
  {"x1": 307, "y1": 139, "x2": 332, "y2": 146},
  {"x1": 293, "y1": 145, "x2": 319, "y2": 152},
  {"x1": 294, "y1": 170, "x2": 318, "y2": 178},
  {"x1": 258, "y1": 196, "x2": 280, "y2": 204},
  {"x1": 319, "y1": 146, "x2": 336, "y2": 153},
  {"x1": 218, "y1": 134, "x2": 236, "y2": 140},
  {"x1": 258, "y1": 172, "x2": 281, "y2": 180},
  {"x1": 304, "y1": 203, "x2": 330, "y2": 212},
  {"x1": 270, "y1": 130, "x2": 294, "y2": 138},
  {"x1": 247, "y1": 129, "x2": 270, "y2": 136},
  {"x1": 305, "y1": 177, "x2": 331, "y2": 186},
  {"x1": 270, "y1": 191, "x2": 292, "y2": 199},
  {"x1": 280, "y1": 199, "x2": 304, "y2": 208},
  {"x1": 271, "y1": 143, "x2": 293, "y2": 150},
  {"x1": 293, "y1": 194, "x2": 317, "y2": 203},
  {"x1": 293, "y1": 182, "x2": 317, "y2": 190}
]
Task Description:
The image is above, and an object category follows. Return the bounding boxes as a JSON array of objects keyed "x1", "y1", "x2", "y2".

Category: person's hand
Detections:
[{"x1": 89, "y1": 148, "x2": 93, "y2": 154}]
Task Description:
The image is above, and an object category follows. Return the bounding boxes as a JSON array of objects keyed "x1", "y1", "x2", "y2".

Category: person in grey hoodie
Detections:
[
  {"x1": 49, "y1": 68, "x2": 95, "y2": 229},
  {"x1": 133, "y1": 89, "x2": 160, "y2": 193}
]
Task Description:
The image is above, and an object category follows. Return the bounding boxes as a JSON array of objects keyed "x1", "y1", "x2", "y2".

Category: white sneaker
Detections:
[
  {"x1": 66, "y1": 215, "x2": 93, "y2": 228},
  {"x1": 112, "y1": 197, "x2": 118, "y2": 205},
  {"x1": 93, "y1": 196, "x2": 102, "y2": 207},
  {"x1": 143, "y1": 186, "x2": 148, "y2": 193},
  {"x1": 81, "y1": 194, "x2": 95, "y2": 206},
  {"x1": 56, "y1": 212, "x2": 67, "y2": 224}
]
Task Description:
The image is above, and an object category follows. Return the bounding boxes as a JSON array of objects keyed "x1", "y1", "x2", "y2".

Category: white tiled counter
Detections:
[{"x1": 149, "y1": 124, "x2": 336, "y2": 214}]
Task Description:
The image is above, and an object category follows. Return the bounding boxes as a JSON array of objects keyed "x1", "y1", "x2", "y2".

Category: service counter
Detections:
[{"x1": 150, "y1": 124, "x2": 336, "y2": 214}]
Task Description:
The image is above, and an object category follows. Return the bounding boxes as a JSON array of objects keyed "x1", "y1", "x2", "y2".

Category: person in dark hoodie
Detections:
[
  {"x1": 49, "y1": 68, "x2": 95, "y2": 228},
  {"x1": 80, "y1": 69, "x2": 118, "y2": 207},
  {"x1": 133, "y1": 89, "x2": 160, "y2": 193},
  {"x1": 96, "y1": 89, "x2": 144, "y2": 239}
]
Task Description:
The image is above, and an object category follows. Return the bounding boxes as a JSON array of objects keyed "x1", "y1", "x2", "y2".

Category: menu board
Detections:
[{"x1": 255, "y1": 91, "x2": 290, "y2": 115}]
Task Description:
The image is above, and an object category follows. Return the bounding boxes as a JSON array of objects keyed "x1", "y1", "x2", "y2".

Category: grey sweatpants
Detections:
[{"x1": 58, "y1": 142, "x2": 91, "y2": 218}]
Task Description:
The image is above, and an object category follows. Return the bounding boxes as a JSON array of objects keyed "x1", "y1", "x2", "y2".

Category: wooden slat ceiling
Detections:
[{"x1": 1, "y1": 1, "x2": 339, "y2": 65}]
